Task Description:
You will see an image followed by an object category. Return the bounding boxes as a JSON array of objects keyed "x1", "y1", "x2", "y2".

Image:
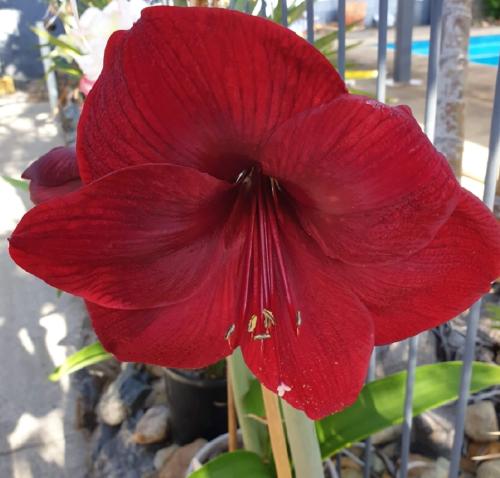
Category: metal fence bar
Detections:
[
  {"x1": 484, "y1": 62, "x2": 500, "y2": 208},
  {"x1": 337, "y1": 0, "x2": 346, "y2": 80},
  {"x1": 394, "y1": 0, "x2": 415, "y2": 83},
  {"x1": 336, "y1": 453, "x2": 342, "y2": 478},
  {"x1": 399, "y1": 335, "x2": 419, "y2": 478},
  {"x1": 398, "y1": 5, "x2": 445, "y2": 474},
  {"x1": 259, "y1": 0, "x2": 267, "y2": 17},
  {"x1": 376, "y1": 0, "x2": 388, "y2": 103},
  {"x1": 424, "y1": 0, "x2": 444, "y2": 142},
  {"x1": 280, "y1": 0, "x2": 288, "y2": 27},
  {"x1": 363, "y1": 350, "x2": 376, "y2": 478},
  {"x1": 306, "y1": 0, "x2": 314, "y2": 44},
  {"x1": 359, "y1": 5, "x2": 389, "y2": 475},
  {"x1": 37, "y1": 21, "x2": 58, "y2": 115},
  {"x1": 448, "y1": 302, "x2": 481, "y2": 478},
  {"x1": 448, "y1": 59, "x2": 500, "y2": 478}
]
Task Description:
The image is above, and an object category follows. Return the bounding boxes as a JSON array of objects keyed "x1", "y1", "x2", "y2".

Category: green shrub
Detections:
[{"x1": 484, "y1": 0, "x2": 500, "y2": 18}]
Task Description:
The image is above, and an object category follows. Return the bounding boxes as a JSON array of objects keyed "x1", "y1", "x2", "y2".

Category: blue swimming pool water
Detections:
[{"x1": 388, "y1": 34, "x2": 500, "y2": 67}]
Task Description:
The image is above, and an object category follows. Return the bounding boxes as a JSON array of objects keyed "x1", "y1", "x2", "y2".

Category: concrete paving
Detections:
[{"x1": 0, "y1": 93, "x2": 88, "y2": 478}]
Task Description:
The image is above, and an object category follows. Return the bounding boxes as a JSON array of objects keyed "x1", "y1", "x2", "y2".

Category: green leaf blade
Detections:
[
  {"x1": 2, "y1": 175, "x2": 29, "y2": 191},
  {"x1": 317, "y1": 361, "x2": 500, "y2": 457},
  {"x1": 49, "y1": 341, "x2": 112, "y2": 381},
  {"x1": 32, "y1": 27, "x2": 83, "y2": 55},
  {"x1": 187, "y1": 451, "x2": 274, "y2": 478}
]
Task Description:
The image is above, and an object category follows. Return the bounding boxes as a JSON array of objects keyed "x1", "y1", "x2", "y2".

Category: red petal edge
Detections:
[{"x1": 22, "y1": 147, "x2": 82, "y2": 205}]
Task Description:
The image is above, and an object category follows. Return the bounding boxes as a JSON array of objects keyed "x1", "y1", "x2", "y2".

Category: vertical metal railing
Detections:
[
  {"x1": 424, "y1": 0, "x2": 444, "y2": 143},
  {"x1": 306, "y1": 0, "x2": 314, "y2": 43},
  {"x1": 363, "y1": 352, "x2": 376, "y2": 478},
  {"x1": 376, "y1": 0, "x2": 388, "y2": 103},
  {"x1": 281, "y1": 0, "x2": 288, "y2": 27},
  {"x1": 37, "y1": 21, "x2": 58, "y2": 114},
  {"x1": 360, "y1": 3, "x2": 389, "y2": 476},
  {"x1": 337, "y1": 0, "x2": 346, "y2": 80},
  {"x1": 399, "y1": 3, "x2": 444, "y2": 476},
  {"x1": 399, "y1": 336, "x2": 418, "y2": 478}
]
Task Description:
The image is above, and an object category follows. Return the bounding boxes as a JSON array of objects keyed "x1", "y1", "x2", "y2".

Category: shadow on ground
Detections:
[{"x1": 0, "y1": 94, "x2": 88, "y2": 478}]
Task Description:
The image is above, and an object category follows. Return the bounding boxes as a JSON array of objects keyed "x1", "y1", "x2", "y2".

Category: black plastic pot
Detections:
[{"x1": 164, "y1": 368, "x2": 228, "y2": 445}]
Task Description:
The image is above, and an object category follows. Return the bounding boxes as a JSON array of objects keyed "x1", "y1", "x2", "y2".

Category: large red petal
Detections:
[
  {"x1": 77, "y1": 6, "x2": 346, "y2": 183},
  {"x1": 85, "y1": 246, "x2": 244, "y2": 368},
  {"x1": 338, "y1": 189, "x2": 500, "y2": 344},
  {"x1": 22, "y1": 147, "x2": 82, "y2": 205},
  {"x1": 239, "y1": 209, "x2": 374, "y2": 419},
  {"x1": 9, "y1": 163, "x2": 237, "y2": 309},
  {"x1": 260, "y1": 95, "x2": 461, "y2": 264}
]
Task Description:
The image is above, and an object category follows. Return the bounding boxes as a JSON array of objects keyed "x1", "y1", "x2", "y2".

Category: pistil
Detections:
[{"x1": 243, "y1": 170, "x2": 301, "y2": 341}]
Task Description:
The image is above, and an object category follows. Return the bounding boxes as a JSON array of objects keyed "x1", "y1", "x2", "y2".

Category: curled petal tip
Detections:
[{"x1": 22, "y1": 146, "x2": 82, "y2": 205}]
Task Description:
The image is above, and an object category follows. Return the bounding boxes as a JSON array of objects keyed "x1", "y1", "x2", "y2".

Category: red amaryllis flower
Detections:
[
  {"x1": 8, "y1": 7, "x2": 500, "y2": 419},
  {"x1": 22, "y1": 147, "x2": 82, "y2": 205}
]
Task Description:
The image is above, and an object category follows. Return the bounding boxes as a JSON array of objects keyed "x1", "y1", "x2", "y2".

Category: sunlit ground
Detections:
[{"x1": 0, "y1": 93, "x2": 88, "y2": 478}]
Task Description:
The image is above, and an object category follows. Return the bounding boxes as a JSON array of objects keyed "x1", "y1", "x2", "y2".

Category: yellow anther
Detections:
[
  {"x1": 248, "y1": 314, "x2": 258, "y2": 333},
  {"x1": 296, "y1": 310, "x2": 302, "y2": 328},
  {"x1": 263, "y1": 308, "x2": 275, "y2": 329},
  {"x1": 225, "y1": 324, "x2": 235, "y2": 341},
  {"x1": 254, "y1": 333, "x2": 271, "y2": 341}
]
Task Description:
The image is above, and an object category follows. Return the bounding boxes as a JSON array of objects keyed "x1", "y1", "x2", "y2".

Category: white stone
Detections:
[
  {"x1": 340, "y1": 470, "x2": 362, "y2": 478},
  {"x1": 372, "y1": 424, "x2": 402, "y2": 445},
  {"x1": 465, "y1": 401, "x2": 499, "y2": 442},
  {"x1": 419, "y1": 457, "x2": 449, "y2": 478},
  {"x1": 97, "y1": 380, "x2": 127, "y2": 426},
  {"x1": 154, "y1": 445, "x2": 179, "y2": 470},
  {"x1": 477, "y1": 459, "x2": 500, "y2": 478},
  {"x1": 132, "y1": 405, "x2": 169, "y2": 444}
]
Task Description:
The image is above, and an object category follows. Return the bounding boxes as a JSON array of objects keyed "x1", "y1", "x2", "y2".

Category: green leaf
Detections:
[
  {"x1": 347, "y1": 87, "x2": 375, "y2": 98},
  {"x1": 271, "y1": 0, "x2": 283, "y2": 22},
  {"x1": 187, "y1": 451, "x2": 275, "y2": 478},
  {"x1": 287, "y1": 2, "x2": 306, "y2": 24},
  {"x1": 2, "y1": 175, "x2": 28, "y2": 191},
  {"x1": 49, "y1": 342, "x2": 112, "y2": 381},
  {"x1": 317, "y1": 361, "x2": 500, "y2": 457},
  {"x1": 486, "y1": 303, "x2": 500, "y2": 322},
  {"x1": 242, "y1": 362, "x2": 500, "y2": 458},
  {"x1": 314, "y1": 30, "x2": 339, "y2": 51},
  {"x1": 32, "y1": 27, "x2": 83, "y2": 55},
  {"x1": 243, "y1": 377, "x2": 265, "y2": 418},
  {"x1": 49, "y1": 58, "x2": 83, "y2": 77}
]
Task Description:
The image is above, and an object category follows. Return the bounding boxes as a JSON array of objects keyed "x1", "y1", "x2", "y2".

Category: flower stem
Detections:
[
  {"x1": 226, "y1": 349, "x2": 264, "y2": 456},
  {"x1": 282, "y1": 401, "x2": 324, "y2": 478},
  {"x1": 226, "y1": 364, "x2": 238, "y2": 452},
  {"x1": 261, "y1": 386, "x2": 292, "y2": 478}
]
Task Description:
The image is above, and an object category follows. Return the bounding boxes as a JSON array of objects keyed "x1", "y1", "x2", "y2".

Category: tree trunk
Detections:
[{"x1": 434, "y1": 0, "x2": 472, "y2": 179}]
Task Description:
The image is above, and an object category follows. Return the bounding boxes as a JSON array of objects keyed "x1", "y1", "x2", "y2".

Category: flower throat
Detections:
[{"x1": 225, "y1": 168, "x2": 301, "y2": 347}]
